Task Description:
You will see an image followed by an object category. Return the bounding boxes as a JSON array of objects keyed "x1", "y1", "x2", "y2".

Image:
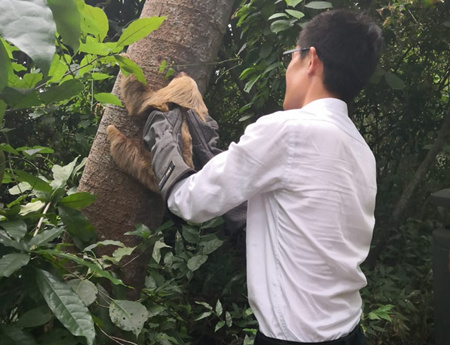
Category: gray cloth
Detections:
[
  {"x1": 143, "y1": 109, "x2": 194, "y2": 201},
  {"x1": 186, "y1": 110, "x2": 247, "y2": 235}
]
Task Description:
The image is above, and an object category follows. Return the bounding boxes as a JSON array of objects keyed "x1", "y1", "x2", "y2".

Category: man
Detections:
[{"x1": 144, "y1": 9, "x2": 383, "y2": 345}]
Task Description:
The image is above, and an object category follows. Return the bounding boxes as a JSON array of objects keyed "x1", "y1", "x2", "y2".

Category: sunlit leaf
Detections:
[
  {"x1": 304, "y1": 1, "x2": 333, "y2": 9},
  {"x1": 0, "y1": 0, "x2": 56, "y2": 75},
  {"x1": 94, "y1": 93, "x2": 123, "y2": 106},
  {"x1": 286, "y1": 9, "x2": 305, "y2": 19},
  {"x1": 286, "y1": 0, "x2": 304, "y2": 7},
  {"x1": 268, "y1": 13, "x2": 289, "y2": 20},
  {"x1": 116, "y1": 16, "x2": 166, "y2": 48},
  {"x1": 114, "y1": 54, "x2": 146, "y2": 84},
  {"x1": 47, "y1": 0, "x2": 81, "y2": 52},
  {"x1": 35, "y1": 269, "x2": 96, "y2": 345},
  {"x1": 80, "y1": 4, "x2": 108, "y2": 42}
]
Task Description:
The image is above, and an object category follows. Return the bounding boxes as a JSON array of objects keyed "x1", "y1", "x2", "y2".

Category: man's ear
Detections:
[{"x1": 307, "y1": 47, "x2": 322, "y2": 74}]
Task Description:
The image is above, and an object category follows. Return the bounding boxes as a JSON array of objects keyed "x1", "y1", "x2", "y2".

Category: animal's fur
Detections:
[{"x1": 106, "y1": 73, "x2": 207, "y2": 193}]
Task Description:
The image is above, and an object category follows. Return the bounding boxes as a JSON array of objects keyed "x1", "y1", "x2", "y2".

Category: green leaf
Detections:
[
  {"x1": 114, "y1": 55, "x2": 146, "y2": 84},
  {"x1": 225, "y1": 311, "x2": 232, "y2": 327},
  {"x1": 0, "y1": 87, "x2": 42, "y2": 109},
  {"x1": 94, "y1": 93, "x2": 123, "y2": 106},
  {"x1": 187, "y1": 254, "x2": 208, "y2": 271},
  {"x1": 91, "y1": 73, "x2": 112, "y2": 80},
  {"x1": 17, "y1": 306, "x2": 52, "y2": 328},
  {"x1": 109, "y1": 300, "x2": 149, "y2": 337},
  {"x1": 116, "y1": 16, "x2": 166, "y2": 48},
  {"x1": 286, "y1": 9, "x2": 305, "y2": 19},
  {"x1": 28, "y1": 227, "x2": 64, "y2": 248},
  {"x1": 48, "y1": 54, "x2": 69, "y2": 84},
  {"x1": 58, "y1": 206, "x2": 96, "y2": 242},
  {"x1": 385, "y1": 72, "x2": 406, "y2": 90},
  {"x1": 215, "y1": 300, "x2": 223, "y2": 316},
  {"x1": 39, "y1": 79, "x2": 84, "y2": 104},
  {"x1": 35, "y1": 269, "x2": 96, "y2": 345},
  {"x1": 47, "y1": 0, "x2": 81, "y2": 52},
  {"x1": 0, "y1": 325, "x2": 38, "y2": 345},
  {"x1": 270, "y1": 19, "x2": 294, "y2": 34},
  {"x1": 200, "y1": 238, "x2": 224, "y2": 255},
  {"x1": 67, "y1": 279, "x2": 98, "y2": 306},
  {"x1": 14, "y1": 170, "x2": 52, "y2": 192},
  {"x1": 80, "y1": 4, "x2": 108, "y2": 42},
  {"x1": 0, "y1": 0, "x2": 55, "y2": 75},
  {"x1": 0, "y1": 40, "x2": 12, "y2": 92},
  {"x1": 286, "y1": 0, "x2": 304, "y2": 7},
  {"x1": 58, "y1": 192, "x2": 97, "y2": 210},
  {"x1": 38, "y1": 249, "x2": 126, "y2": 286},
  {"x1": 152, "y1": 240, "x2": 170, "y2": 263},
  {"x1": 263, "y1": 62, "x2": 282, "y2": 75},
  {"x1": 0, "y1": 253, "x2": 30, "y2": 277},
  {"x1": 195, "y1": 301, "x2": 213, "y2": 310},
  {"x1": 214, "y1": 320, "x2": 225, "y2": 332},
  {"x1": 112, "y1": 246, "x2": 136, "y2": 262},
  {"x1": 182, "y1": 225, "x2": 199, "y2": 244},
  {"x1": 194, "y1": 311, "x2": 212, "y2": 321},
  {"x1": 0, "y1": 100, "x2": 6, "y2": 124},
  {"x1": 52, "y1": 156, "x2": 78, "y2": 185},
  {"x1": 268, "y1": 13, "x2": 289, "y2": 20},
  {"x1": 304, "y1": 1, "x2": 333, "y2": 9},
  {"x1": 84, "y1": 240, "x2": 125, "y2": 252},
  {"x1": 78, "y1": 40, "x2": 112, "y2": 56},
  {"x1": 125, "y1": 223, "x2": 152, "y2": 239},
  {"x1": 0, "y1": 229, "x2": 24, "y2": 250},
  {"x1": 244, "y1": 75, "x2": 261, "y2": 93},
  {"x1": 20, "y1": 200, "x2": 46, "y2": 216},
  {"x1": 0, "y1": 219, "x2": 27, "y2": 240}
]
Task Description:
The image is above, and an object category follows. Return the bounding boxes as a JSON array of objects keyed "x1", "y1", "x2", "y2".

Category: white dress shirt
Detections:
[{"x1": 168, "y1": 98, "x2": 377, "y2": 342}]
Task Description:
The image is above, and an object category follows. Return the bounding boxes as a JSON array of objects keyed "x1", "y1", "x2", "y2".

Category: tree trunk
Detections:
[{"x1": 77, "y1": 0, "x2": 234, "y2": 298}]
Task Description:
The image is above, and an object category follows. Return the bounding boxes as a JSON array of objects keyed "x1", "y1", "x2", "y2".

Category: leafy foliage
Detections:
[{"x1": 1, "y1": 0, "x2": 449, "y2": 344}]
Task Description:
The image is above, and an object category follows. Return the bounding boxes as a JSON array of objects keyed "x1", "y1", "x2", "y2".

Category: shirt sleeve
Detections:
[{"x1": 167, "y1": 113, "x2": 291, "y2": 223}]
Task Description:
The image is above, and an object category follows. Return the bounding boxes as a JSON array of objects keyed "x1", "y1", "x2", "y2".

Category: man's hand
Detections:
[{"x1": 143, "y1": 108, "x2": 195, "y2": 201}]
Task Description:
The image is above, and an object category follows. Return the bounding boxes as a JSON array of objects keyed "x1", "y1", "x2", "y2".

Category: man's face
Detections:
[{"x1": 283, "y1": 48, "x2": 310, "y2": 110}]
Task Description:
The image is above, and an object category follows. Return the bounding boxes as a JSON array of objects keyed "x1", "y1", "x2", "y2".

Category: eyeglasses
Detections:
[{"x1": 282, "y1": 47, "x2": 311, "y2": 69}]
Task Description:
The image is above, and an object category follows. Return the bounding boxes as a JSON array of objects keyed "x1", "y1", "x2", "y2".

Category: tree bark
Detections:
[{"x1": 77, "y1": 0, "x2": 234, "y2": 298}]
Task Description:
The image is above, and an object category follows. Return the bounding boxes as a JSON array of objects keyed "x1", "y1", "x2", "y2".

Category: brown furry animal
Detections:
[{"x1": 106, "y1": 74, "x2": 208, "y2": 192}]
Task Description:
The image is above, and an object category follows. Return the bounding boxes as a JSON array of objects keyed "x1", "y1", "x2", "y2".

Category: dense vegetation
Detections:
[{"x1": 0, "y1": 0, "x2": 449, "y2": 344}]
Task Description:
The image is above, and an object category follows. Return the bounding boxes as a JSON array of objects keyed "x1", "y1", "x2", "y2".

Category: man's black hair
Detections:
[{"x1": 298, "y1": 9, "x2": 383, "y2": 102}]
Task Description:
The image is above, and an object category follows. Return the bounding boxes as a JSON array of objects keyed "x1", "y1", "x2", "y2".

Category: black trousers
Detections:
[{"x1": 254, "y1": 325, "x2": 367, "y2": 345}]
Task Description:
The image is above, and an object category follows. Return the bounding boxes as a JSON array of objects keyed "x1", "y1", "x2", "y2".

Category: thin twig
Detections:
[{"x1": 33, "y1": 202, "x2": 52, "y2": 236}]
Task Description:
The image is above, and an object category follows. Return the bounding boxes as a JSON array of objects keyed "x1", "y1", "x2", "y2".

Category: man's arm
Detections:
[{"x1": 166, "y1": 114, "x2": 290, "y2": 223}]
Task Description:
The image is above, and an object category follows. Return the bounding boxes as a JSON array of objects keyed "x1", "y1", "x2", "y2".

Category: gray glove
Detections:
[
  {"x1": 186, "y1": 110, "x2": 247, "y2": 235},
  {"x1": 143, "y1": 108, "x2": 195, "y2": 201}
]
